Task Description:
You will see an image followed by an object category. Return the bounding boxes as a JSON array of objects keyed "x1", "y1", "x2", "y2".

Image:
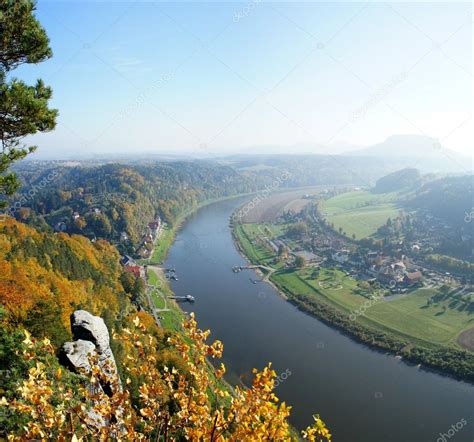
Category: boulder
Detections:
[
  {"x1": 61, "y1": 310, "x2": 124, "y2": 431},
  {"x1": 62, "y1": 339, "x2": 96, "y2": 371},
  {"x1": 71, "y1": 310, "x2": 110, "y2": 352},
  {"x1": 62, "y1": 310, "x2": 122, "y2": 396}
]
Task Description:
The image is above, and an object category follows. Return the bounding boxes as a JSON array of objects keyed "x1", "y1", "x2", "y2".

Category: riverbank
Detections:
[
  {"x1": 232, "y1": 222, "x2": 288, "y2": 301},
  {"x1": 231, "y1": 217, "x2": 474, "y2": 383},
  {"x1": 148, "y1": 192, "x2": 256, "y2": 265},
  {"x1": 144, "y1": 193, "x2": 257, "y2": 329}
]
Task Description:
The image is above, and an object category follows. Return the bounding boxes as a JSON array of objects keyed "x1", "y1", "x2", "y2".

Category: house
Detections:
[
  {"x1": 367, "y1": 251, "x2": 379, "y2": 263},
  {"x1": 390, "y1": 261, "x2": 406, "y2": 272},
  {"x1": 144, "y1": 232, "x2": 153, "y2": 242},
  {"x1": 124, "y1": 265, "x2": 141, "y2": 278},
  {"x1": 148, "y1": 219, "x2": 161, "y2": 231},
  {"x1": 332, "y1": 251, "x2": 349, "y2": 264},
  {"x1": 121, "y1": 255, "x2": 135, "y2": 267},
  {"x1": 377, "y1": 270, "x2": 397, "y2": 286},
  {"x1": 137, "y1": 246, "x2": 150, "y2": 258},
  {"x1": 72, "y1": 212, "x2": 80, "y2": 220}
]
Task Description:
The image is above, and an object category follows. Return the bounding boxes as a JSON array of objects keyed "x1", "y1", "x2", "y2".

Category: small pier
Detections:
[
  {"x1": 165, "y1": 268, "x2": 178, "y2": 280},
  {"x1": 232, "y1": 264, "x2": 275, "y2": 281},
  {"x1": 168, "y1": 294, "x2": 195, "y2": 303}
]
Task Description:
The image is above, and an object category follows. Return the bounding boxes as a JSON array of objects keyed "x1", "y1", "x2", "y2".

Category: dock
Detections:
[
  {"x1": 168, "y1": 294, "x2": 195, "y2": 303},
  {"x1": 232, "y1": 264, "x2": 275, "y2": 281}
]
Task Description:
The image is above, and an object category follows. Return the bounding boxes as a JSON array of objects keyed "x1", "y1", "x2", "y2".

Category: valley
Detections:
[{"x1": 231, "y1": 177, "x2": 474, "y2": 380}]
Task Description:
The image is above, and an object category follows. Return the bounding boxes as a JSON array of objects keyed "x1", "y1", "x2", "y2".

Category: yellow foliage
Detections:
[{"x1": 2, "y1": 315, "x2": 331, "y2": 441}]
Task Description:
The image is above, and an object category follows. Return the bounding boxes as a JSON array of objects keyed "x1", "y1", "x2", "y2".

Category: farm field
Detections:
[
  {"x1": 321, "y1": 190, "x2": 401, "y2": 239},
  {"x1": 237, "y1": 187, "x2": 327, "y2": 223},
  {"x1": 368, "y1": 289, "x2": 474, "y2": 347}
]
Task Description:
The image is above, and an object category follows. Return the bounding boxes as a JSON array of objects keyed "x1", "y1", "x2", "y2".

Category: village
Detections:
[{"x1": 254, "y1": 205, "x2": 464, "y2": 296}]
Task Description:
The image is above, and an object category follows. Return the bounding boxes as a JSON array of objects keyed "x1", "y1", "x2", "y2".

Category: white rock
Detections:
[{"x1": 62, "y1": 339, "x2": 96, "y2": 371}]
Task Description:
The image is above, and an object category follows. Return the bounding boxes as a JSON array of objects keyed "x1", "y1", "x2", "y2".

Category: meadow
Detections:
[
  {"x1": 321, "y1": 190, "x2": 400, "y2": 239},
  {"x1": 272, "y1": 267, "x2": 474, "y2": 348}
]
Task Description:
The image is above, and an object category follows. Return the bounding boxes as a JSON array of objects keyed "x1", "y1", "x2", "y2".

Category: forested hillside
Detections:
[
  {"x1": 225, "y1": 154, "x2": 428, "y2": 186},
  {"x1": 8, "y1": 162, "x2": 264, "y2": 254},
  {"x1": 374, "y1": 168, "x2": 421, "y2": 193},
  {"x1": 409, "y1": 175, "x2": 473, "y2": 228},
  {"x1": 0, "y1": 218, "x2": 137, "y2": 345}
]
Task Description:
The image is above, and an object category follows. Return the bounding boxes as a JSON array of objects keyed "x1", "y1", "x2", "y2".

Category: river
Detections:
[{"x1": 164, "y1": 196, "x2": 474, "y2": 441}]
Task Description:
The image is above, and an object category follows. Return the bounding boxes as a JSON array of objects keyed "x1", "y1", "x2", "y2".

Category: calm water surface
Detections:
[{"x1": 164, "y1": 197, "x2": 474, "y2": 442}]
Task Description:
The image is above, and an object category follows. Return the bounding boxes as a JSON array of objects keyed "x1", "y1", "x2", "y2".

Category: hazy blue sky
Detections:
[{"x1": 16, "y1": 1, "x2": 472, "y2": 157}]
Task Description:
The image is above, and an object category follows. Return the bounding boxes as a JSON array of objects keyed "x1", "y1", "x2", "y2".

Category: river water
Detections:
[{"x1": 164, "y1": 196, "x2": 474, "y2": 441}]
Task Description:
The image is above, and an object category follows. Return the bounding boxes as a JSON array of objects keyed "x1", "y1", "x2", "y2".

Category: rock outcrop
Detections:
[
  {"x1": 61, "y1": 310, "x2": 121, "y2": 396},
  {"x1": 62, "y1": 339, "x2": 96, "y2": 371}
]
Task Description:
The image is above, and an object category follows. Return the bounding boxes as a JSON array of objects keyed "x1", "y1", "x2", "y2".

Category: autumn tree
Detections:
[{"x1": 0, "y1": 0, "x2": 58, "y2": 208}]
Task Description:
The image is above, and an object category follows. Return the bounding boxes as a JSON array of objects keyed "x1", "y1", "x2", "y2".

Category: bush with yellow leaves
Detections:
[{"x1": 1, "y1": 314, "x2": 331, "y2": 441}]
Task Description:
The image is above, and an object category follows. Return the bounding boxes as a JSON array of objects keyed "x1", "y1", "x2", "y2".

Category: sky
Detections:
[{"x1": 14, "y1": 1, "x2": 473, "y2": 158}]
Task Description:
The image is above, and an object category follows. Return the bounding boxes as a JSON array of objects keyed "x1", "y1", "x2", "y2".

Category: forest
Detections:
[{"x1": 7, "y1": 161, "x2": 268, "y2": 255}]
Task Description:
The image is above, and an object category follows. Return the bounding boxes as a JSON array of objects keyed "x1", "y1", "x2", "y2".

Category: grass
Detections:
[
  {"x1": 368, "y1": 290, "x2": 474, "y2": 346},
  {"x1": 321, "y1": 190, "x2": 400, "y2": 239},
  {"x1": 149, "y1": 224, "x2": 175, "y2": 264},
  {"x1": 234, "y1": 224, "x2": 275, "y2": 265},
  {"x1": 147, "y1": 268, "x2": 184, "y2": 332},
  {"x1": 270, "y1": 267, "x2": 474, "y2": 348}
]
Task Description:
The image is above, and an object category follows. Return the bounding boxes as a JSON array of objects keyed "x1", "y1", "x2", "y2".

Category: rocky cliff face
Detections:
[{"x1": 61, "y1": 310, "x2": 121, "y2": 397}]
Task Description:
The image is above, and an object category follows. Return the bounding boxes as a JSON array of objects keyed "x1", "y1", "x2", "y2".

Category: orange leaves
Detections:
[{"x1": 0, "y1": 218, "x2": 124, "y2": 331}]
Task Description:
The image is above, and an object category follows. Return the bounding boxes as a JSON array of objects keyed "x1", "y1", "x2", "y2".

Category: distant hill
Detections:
[
  {"x1": 374, "y1": 168, "x2": 422, "y2": 193},
  {"x1": 236, "y1": 141, "x2": 363, "y2": 155},
  {"x1": 347, "y1": 135, "x2": 470, "y2": 173},
  {"x1": 409, "y1": 174, "x2": 474, "y2": 228},
  {"x1": 224, "y1": 154, "x2": 413, "y2": 187}
]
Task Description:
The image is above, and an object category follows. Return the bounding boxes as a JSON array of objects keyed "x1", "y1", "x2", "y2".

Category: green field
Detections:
[
  {"x1": 147, "y1": 268, "x2": 184, "y2": 331},
  {"x1": 234, "y1": 224, "x2": 276, "y2": 265},
  {"x1": 149, "y1": 225, "x2": 175, "y2": 264},
  {"x1": 321, "y1": 190, "x2": 400, "y2": 239},
  {"x1": 271, "y1": 267, "x2": 473, "y2": 348}
]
